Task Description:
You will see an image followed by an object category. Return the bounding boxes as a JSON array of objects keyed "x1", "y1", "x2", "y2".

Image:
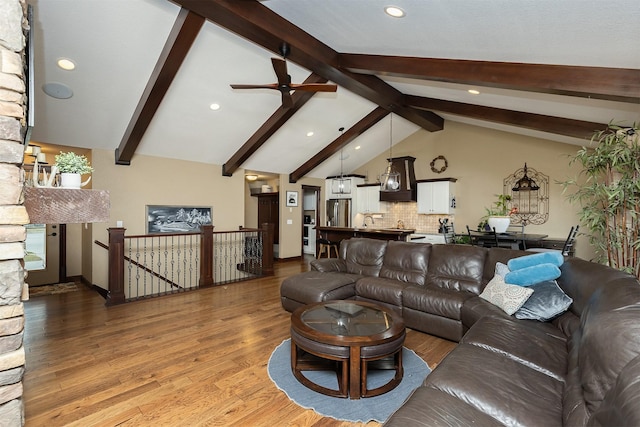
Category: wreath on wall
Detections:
[{"x1": 430, "y1": 155, "x2": 448, "y2": 174}]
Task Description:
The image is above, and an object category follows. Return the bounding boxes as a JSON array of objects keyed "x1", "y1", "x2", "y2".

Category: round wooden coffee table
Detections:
[{"x1": 290, "y1": 300, "x2": 406, "y2": 399}]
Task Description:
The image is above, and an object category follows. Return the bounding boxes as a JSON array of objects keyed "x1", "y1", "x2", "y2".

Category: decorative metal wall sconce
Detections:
[{"x1": 503, "y1": 163, "x2": 549, "y2": 225}]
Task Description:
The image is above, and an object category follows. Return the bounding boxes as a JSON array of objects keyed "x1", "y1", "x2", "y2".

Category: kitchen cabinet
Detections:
[
  {"x1": 408, "y1": 233, "x2": 446, "y2": 244},
  {"x1": 417, "y1": 179, "x2": 456, "y2": 215},
  {"x1": 356, "y1": 184, "x2": 386, "y2": 213}
]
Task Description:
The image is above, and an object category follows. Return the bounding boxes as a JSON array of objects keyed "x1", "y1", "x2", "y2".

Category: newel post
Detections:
[
  {"x1": 261, "y1": 222, "x2": 274, "y2": 276},
  {"x1": 199, "y1": 225, "x2": 215, "y2": 287},
  {"x1": 106, "y1": 227, "x2": 126, "y2": 305}
]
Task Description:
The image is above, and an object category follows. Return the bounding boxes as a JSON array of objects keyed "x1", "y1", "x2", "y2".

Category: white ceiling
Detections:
[{"x1": 28, "y1": 0, "x2": 640, "y2": 179}]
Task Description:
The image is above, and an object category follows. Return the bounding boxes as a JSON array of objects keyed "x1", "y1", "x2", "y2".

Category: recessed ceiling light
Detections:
[
  {"x1": 384, "y1": 6, "x2": 405, "y2": 18},
  {"x1": 306, "y1": 131, "x2": 314, "y2": 137},
  {"x1": 57, "y1": 58, "x2": 75, "y2": 71},
  {"x1": 209, "y1": 103, "x2": 220, "y2": 110},
  {"x1": 355, "y1": 145, "x2": 361, "y2": 150},
  {"x1": 468, "y1": 89, "x2": 480, "y2": 95}
]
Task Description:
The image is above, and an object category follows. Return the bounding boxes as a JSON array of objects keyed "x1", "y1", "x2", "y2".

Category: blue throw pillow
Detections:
[
  {"x1": 504, "y1": 263, "x2": 561, "y2": 286},
  {"x1": 514, "y1": 280, "x2": 573, "y2": 321},
  {"x1": 507, "y1": 251, "x2": 564, "y2": 271}
]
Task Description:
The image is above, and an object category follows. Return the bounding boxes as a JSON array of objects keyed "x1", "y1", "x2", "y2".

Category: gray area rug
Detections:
[{"x1": 267, "y1": 338, "x2": 430, "y2": 423}]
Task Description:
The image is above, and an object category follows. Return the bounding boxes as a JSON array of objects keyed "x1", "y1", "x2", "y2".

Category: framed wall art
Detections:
[
  {"x1": 286, "y1": 191, "x2": 298, "y2": 207},
  {"x1": 146, "y1": 205, "x2": 212, "y2": 234}
]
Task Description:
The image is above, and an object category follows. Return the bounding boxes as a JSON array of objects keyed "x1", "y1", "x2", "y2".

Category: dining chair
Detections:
[
  {"x1": 466, "y1": 225, "x2": 478, "y2": 246},
  {"x1": 443, "y1": 223, "x2": 456, "y2": 244},
  {"x1": 505, "y1": 223, "x2": 527, "y2": 250},
  {"x1": 527, "y1": 225, "x2": 579, "y2": 256}
]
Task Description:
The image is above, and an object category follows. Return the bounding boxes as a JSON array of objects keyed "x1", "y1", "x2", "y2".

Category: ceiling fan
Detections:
[{"x1": 230, "y1": 43, "x2": 337, "y2": 108}]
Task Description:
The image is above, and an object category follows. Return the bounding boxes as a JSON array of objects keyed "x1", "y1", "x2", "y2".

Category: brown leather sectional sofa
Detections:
[{"x1": 280, "y1": 238, "x2": 640, "y2": 426}]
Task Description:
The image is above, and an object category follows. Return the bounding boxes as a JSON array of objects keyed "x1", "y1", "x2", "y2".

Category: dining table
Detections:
[{"x1": 465, "y1": 230, "x2": 548, "y2": 249}]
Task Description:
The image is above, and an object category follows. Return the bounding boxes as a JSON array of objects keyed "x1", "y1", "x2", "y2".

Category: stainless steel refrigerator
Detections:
[{"x1": 326, "y1": 199, "x2": 351, "y2": 227}]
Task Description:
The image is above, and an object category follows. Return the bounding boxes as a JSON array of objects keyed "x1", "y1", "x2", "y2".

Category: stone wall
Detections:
[{"x1": 0, "y1": 0, "x2": 29, "y2": 425}]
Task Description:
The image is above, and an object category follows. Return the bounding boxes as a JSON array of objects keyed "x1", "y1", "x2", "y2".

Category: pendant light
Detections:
[
  {"x1": 331, "y1": 127, "x2": 351, "y2": 194},
  {"x1": 380, "y1": 113, "x2": 400, "y2": 192}
]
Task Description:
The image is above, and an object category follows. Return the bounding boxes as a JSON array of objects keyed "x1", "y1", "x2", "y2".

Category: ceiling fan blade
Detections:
[
  {"x1": 290, "y1": 83, "x2": 338, "y2": 92},
  {"x1": 271, "y1": 57, "x2": 291, "y2": 86},
  {"x1": 281, "y1": 91, "x2": 293, "y2": 108},
  {"x1": 230, "y1": 84, "x2": 279, "y2": 90}
]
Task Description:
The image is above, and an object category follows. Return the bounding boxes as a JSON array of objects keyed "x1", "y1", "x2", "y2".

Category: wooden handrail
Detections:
[
  {"x1": 101, "y1": 226, "x2": 272, "y2": 304},
  {"x1": 95, "y1": 239, "x2": 182, "y2": 290}
]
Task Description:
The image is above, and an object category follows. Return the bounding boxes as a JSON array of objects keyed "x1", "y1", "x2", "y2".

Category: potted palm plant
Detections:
[
  {"x1": 54, "y1": 151, "x2": 93, "y2": 189},
  {"x1": 561, "y1": 123, "x2": 639, "y2": 279}
]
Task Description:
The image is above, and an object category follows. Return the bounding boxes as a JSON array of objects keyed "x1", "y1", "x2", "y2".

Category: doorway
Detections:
[
  {"x1": 25, "y1": 224, "x2": 66, "y2": 286},
  {"x1": 302, "y1": 185, "x2": 321, "y2": 257}
]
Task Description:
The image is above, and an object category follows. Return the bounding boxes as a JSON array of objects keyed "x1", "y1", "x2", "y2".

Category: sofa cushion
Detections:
[
  {"x1": 426, "y1": 244, "x2": 486, "y2": 293},
  {"x1": 379, "y1": 240, "x2": 431, "y2": 285},
  {"x1": 461, "y1": 316, "x2": 568, "y2": 381},
  {"x1": 280, "y1": 271, "x2": 358, "y2": 306},
  {"x1": 479, "y1": 275, "x2": 533, "y2": 315},
  {"x1": 342, "y1": 238, "x2": 387, "y2": 276},
  {"x1": 587, "y1": 354, "x2": 640, "y2": 427},
  {"x1": 385, "y1": 387, "x2": 504, "y2": 427},
  {"x1": 355, "y1": 277, "x2": 408, "y2": 307},
  {"x1": 402, "y1": 284, "x2": 474, "y2": 320},
  {"x1": 557, "y1": 257, "x2": 631, "y2": 316},
  {"x1": 514, "y1": 280, "x2": 573, "y2": 321},
  {"x1": 576, "y1": 278, "x2": 640, "y2": 412},
  {"x1": 423, "y1": 343, "x2": 564, "y2": 426}
]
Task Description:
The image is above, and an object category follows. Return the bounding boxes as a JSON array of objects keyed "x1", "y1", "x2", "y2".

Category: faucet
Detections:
[
  {"x1": 362, "y1": 214, "x2": 375, "y2": 228},
  {"x1": 397, "y1": 219, "x2": 405, "y2": 229}
]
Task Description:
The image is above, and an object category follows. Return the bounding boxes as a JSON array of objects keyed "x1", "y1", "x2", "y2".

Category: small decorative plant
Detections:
[
  {"x1": 485, "y1": 194, "x2": 515, "y2": 217},
  {"x1": 478, "y1": 194, "x2": 518, "y2": 232},
  {"x1": 54, "y1": 152, "x2": 94, "y2": 174}
]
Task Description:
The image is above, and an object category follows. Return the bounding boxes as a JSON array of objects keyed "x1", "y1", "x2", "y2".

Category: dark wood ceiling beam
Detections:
[
  {"x1": 171, "y1": 0, "x2": 443, "y2": 133},
  {"x1": 222, "y1": 74, "x2": 329, "y2": 176},
  {"x1": 340, "y1": 54, "x2": 640, "y2": 103},
  {"x1": 289, "y1": 107, "x2": 389, "y2": 183},
  {"x1": 406, "y1": 95, "x2": 606, "y2": 139},
  {"x1": 114, "y1": 8, "x2": 204, "y2": 165}
]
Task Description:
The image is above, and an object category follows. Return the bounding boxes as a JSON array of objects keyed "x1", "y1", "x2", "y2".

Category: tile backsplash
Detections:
[{"x1": 374, "y1": 202, "x2": 453, "y2": 234}]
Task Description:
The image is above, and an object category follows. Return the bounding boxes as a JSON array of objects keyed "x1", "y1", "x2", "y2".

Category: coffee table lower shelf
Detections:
[{"x1": 289, "y1": 300, "x2": 406, "y2": 400}]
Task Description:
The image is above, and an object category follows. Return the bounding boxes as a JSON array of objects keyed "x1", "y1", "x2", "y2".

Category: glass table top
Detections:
[{"x1": 300, "y1": 301, "x2": 391, "y2": 336}]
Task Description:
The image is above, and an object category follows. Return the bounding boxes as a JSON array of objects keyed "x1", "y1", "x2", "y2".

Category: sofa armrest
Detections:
[{"x1": 310, "y1": 258, "x2": 347, "y2": 272}]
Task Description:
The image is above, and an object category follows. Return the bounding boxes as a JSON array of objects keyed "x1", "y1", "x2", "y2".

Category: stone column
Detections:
[{"x1": 0, "y1": 0, "x2": 30, "y2": 425}]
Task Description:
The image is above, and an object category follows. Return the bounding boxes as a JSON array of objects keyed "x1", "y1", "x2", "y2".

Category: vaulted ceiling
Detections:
[{"x1": 28, "y1": 0, "x2": 640, "y2": 181}]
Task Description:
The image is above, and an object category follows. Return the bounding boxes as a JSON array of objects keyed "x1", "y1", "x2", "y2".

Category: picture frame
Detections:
[
  {"x1": 146, "y1": 205, "x2": 212, "y2": 234},
  {"x1": 286, "y1": 191, "x2": 298, "y2": 207}
]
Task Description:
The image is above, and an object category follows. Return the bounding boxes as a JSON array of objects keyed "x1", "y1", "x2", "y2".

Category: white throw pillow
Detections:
[{"x1": 480, "y1": 275, "x2": 534, "y2": 315}]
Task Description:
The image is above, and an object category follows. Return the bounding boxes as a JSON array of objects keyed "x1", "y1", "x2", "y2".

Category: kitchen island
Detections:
[{"x1": 315, "y1": 226, "x2": 415, "y2": 246}]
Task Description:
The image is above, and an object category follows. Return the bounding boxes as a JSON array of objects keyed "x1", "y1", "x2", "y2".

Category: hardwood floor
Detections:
[{"x1": 23, "y1": 257, "x2": 456, "y2": 427}]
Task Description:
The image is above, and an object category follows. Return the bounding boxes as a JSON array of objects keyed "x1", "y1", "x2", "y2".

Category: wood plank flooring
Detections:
[{"x1": 23, "y1": 257, "x2": 456, "y2": 427}]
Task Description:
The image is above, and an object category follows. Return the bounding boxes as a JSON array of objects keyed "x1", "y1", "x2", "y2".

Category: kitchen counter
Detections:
[{"x1": 315, "y1": 226, "x2": 416, "y2": 243}]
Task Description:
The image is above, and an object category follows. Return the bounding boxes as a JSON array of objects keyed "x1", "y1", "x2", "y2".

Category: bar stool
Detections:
[{"x1": 317, "y1": 238, "x2": 339, "y2": 258}]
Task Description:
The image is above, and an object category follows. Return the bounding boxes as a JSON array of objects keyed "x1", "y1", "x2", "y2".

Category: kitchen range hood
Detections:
[{"x1": 380, "y1": 156, "x2": 417, "y2": 202}]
